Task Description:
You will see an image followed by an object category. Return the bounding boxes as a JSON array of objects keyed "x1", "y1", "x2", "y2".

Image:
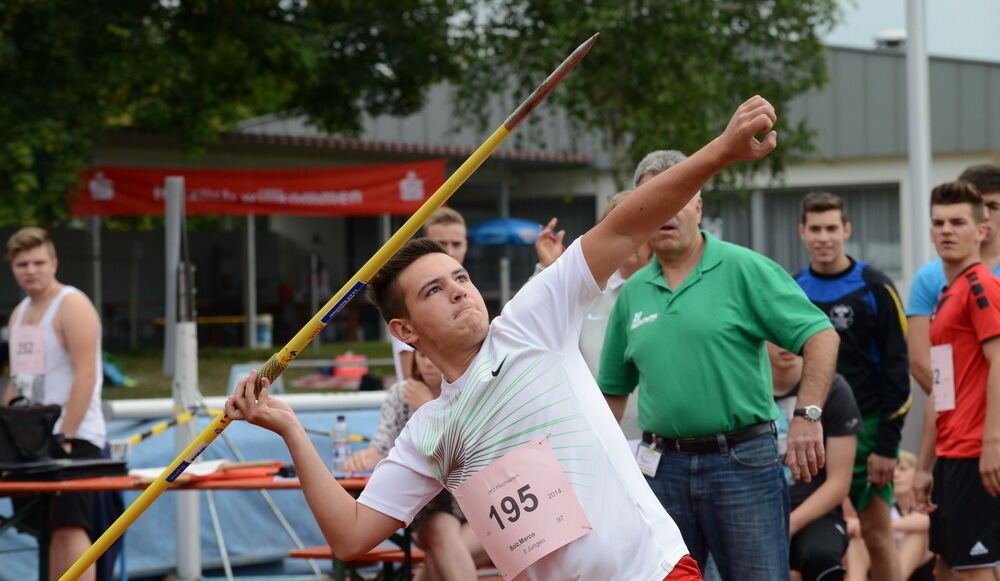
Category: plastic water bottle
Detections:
[{"x1": 331, "y1": 415, "x2": 350, "y2": 477}]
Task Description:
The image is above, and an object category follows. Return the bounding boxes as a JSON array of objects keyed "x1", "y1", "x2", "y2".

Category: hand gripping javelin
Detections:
[{"x1": 60, "y1": 33, "x2": 599, "y2": 580}]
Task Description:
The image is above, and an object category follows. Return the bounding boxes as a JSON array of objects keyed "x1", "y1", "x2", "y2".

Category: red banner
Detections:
[{"x1": 69, "y1": 160, "x2": 446, "y2": 216}]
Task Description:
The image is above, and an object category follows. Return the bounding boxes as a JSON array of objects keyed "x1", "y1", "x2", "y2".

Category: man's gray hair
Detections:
[{"x1": 633, "y1": 150, "x2": 689, "y2": 188}]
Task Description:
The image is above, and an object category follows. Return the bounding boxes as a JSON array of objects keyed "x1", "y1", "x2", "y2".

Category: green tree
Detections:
[
  {"x1": 0, "y1": 0, "x2": 461, "y2": 226},
  {"x1": 451, "y1": 0, "x2": 839, "y2": 190}
]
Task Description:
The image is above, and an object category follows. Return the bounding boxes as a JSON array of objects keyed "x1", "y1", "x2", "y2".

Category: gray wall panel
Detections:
[
  {"x1": 865, "y1": 55, "x2": 901, "y2": 155},
  {"x1": 833, "y1": 52, "x2": 868, "y2": 156},
  {"x1": 990, "y1": 69, "x2": 1000, "y2": 146},
  {"x1": 929, "y1": 60, "x2": 960, "y2": 152},
  {"x1": 959, "y1": 63, "x2": 988, "y2": 152}
]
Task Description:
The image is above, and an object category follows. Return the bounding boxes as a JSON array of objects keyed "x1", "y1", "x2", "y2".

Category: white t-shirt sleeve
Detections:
[
  {"x1": 357, "y1": 421, "x2": 443, "y2": 525},
  {"x1": 493, "y1": 238, "x2": 604, "y2": 353}
]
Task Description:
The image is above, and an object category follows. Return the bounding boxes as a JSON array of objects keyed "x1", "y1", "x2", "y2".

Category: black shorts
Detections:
[
  {"x1": 790, "y1": 509, "x2": 848, "y2": 581},
  {"x1": 12, "y1": 438, "x2": 103, "y2": 537},
  {"x1": 929, "y1": 458, "x2": 1000, "y2": 570}
]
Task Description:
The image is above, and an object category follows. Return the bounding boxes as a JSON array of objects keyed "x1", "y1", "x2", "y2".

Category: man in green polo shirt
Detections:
[{"x1": 598, "y1": 150, "x2": 839, "y2": 581}]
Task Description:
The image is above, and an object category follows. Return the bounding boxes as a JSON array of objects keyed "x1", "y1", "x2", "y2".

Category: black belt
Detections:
[{"x1": 642, "y1": 421, "x2": 776, "y2": 455}]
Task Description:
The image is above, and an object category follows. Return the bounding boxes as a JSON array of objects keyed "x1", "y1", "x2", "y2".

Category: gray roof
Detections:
[{"x1": 236, "y1": 47, "x2": 1000, "y2": 167}]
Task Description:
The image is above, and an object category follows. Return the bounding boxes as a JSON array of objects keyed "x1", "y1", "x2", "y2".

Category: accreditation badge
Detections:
[
  {"x1": 635, "y1": 442, "x2": 662, "y2": 477},
  {"x1": 453, "y1": 437, "x2": 592, "y2": 579}
]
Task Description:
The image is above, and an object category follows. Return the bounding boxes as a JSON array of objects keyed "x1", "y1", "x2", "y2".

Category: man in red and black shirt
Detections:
[{"x1": 915, "y1": 181, "x2": 1000, "y2": 578}]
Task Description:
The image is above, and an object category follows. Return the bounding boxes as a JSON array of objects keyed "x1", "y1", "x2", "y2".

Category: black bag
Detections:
[{"x1": 0, "y1": 397, "x2": 62, "y2": 463}]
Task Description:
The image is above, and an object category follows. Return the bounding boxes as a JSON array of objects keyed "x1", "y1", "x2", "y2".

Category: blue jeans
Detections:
[{"x1": 646, "y1": 432, "x2": 790, "y2": 581}]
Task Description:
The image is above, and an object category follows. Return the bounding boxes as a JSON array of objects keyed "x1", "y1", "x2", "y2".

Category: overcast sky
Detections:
[{"x1": 825, "y1": 0, "x2": 1000, "y2": 62}]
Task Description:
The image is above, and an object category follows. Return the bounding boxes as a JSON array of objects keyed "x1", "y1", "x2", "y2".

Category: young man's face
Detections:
[
  {"x1": 931, "y1": 203, "x2": 987, "y2": 264},
  {"x1": 10, "y1": 245, "x2": 58, "y2": 296},
  {"x1": 391, "y1": 252, "x2": 489, "y2": 350},
  {"x1": 799, "y1": 209, "x2": 851, "y2": 269},
  {"x1": 424, "y1": 222, "x2": 468, "y2": 264}
]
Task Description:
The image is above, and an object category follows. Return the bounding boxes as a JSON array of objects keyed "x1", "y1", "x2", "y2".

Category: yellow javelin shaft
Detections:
[
  {"x1": 59, "y1": 33, "x2": 598, "y2": 580},
  {"x1": 60, "y1": 414, "x2": 231, "y2": 581},
  {"x1": 253, "y1": 32, "x2": 600, "y2": 396}
]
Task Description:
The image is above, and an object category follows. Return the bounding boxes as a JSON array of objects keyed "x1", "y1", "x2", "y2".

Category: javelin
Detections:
[{"x1": 59, "y1": 33, "x2": 598, "y2": 580}]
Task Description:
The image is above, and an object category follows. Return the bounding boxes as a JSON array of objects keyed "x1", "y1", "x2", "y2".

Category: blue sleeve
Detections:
[{"x1": 906, "y1": 261, "x2": 944, "y2": 317}]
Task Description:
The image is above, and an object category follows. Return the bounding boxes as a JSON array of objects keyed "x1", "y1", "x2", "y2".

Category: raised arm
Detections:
[
  {"x1": 581, "y1": 96, "x2": 777, "y2": 285},
  {"x1": 227, "y1": 371, "x2": 403, "y2": 559}
]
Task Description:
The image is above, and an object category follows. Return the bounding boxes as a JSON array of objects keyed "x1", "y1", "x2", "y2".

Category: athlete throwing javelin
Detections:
[{"x1": 227, "y1": 95, "x2": 785, "y2": 580}]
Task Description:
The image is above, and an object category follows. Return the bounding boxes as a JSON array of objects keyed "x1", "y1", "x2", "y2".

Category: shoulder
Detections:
[
  {"x1": 913, "y1": 260, "x2": 944, "y2": 285},
  {"x1": 56, "y1": 290, "x2": 99, "y2": 325},
  {"x1": 860, "y1": 264, "x2": 896, "y2": 289}
]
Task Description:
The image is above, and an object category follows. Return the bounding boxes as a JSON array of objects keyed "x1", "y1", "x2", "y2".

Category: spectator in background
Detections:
[
  {"x1": 769, "y1": 341, "x2": 860, "y2": 581},
  {"x1": 345, "y1": 350, "x2": 489, "y2": 580},
  {"x1": 5, "y1": 227, "x2": 114, "y2": 581},
  {"x1": 845, "y1": 450, "x2": 933, "y2": 581},
  {"x1": 908, "y1": 164, "x2": 1000, "y2": 397},
  {"x1": 914, "y1": 181, "x2": 1000, "y2": 579},
  {"x1": 533, "y1": 188, "x2": 653, "y2": 439},
  {"x1": 599, "y1": 146, "x2": 839, "y2": 580},
  {"x1": 391, "y1": 208, "x2": 468, "y2": 383},
  {"x1": 795, "y1": 192, "x2": 910, "y2": 581}
]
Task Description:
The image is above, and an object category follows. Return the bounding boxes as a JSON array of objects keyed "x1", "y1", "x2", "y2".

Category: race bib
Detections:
[
  {"x1": 930, "y1": 344, "x2": 955, "y2": 412},
  {"x1": 10, "y1": 325, "x2": 45, "y2": 376},
  {"x1": 453, "y1": 437, "x2": 592, "y2": 579}
]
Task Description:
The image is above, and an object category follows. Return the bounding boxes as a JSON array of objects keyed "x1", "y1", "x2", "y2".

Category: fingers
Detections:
[
  {"x1": 539, "y1": 217, "x2": 557, "y2": 238},
  {"x1": 982, "y1": 467, "x2": 1000, "y2": 497}
]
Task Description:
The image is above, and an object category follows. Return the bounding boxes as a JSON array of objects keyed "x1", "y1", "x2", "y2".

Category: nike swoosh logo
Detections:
[
  {"x1": 585, "y1": 313, "x2": 606, "y2": 321},
  {"x1": 492, "y1": 355, "x2": 509, "y2": 377}
]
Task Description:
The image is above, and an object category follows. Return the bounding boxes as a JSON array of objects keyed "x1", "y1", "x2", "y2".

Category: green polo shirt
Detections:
[{"x1": 598, "y1": 231, "x2": 832, "y2": 438}]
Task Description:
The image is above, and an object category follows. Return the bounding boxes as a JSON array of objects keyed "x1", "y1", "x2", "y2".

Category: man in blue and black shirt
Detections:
[{"x1": 796, "y1": 192, "x2": 910, "y2": 581}]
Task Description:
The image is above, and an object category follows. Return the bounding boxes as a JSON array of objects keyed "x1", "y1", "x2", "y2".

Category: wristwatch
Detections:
[
  {"x1": 793, "y1": 405, "x2": 823, "y2": 422},
  {"x1": 53, "y1": 433, "x2": 70, "y2": 446}
]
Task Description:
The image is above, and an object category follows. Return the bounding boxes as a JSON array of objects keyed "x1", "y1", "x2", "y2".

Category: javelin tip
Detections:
[{"x1": 503, "y1": 33, "x2": 600, "y2": 131}]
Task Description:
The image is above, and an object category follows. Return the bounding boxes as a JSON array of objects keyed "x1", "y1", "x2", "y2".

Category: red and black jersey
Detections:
[{"x1": 930, "y1": 263, "x2": 1000, "y2": 458}]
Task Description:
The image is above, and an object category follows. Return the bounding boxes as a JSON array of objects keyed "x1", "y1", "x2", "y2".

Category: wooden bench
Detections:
[
  {"x1": 291, "y1": 544, "x2": 424, "y2": 581},
  {"x1": 290, "y1": 545, "x2": 501, "y2": 581}
]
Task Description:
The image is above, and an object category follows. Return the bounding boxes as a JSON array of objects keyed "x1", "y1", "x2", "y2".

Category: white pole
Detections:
[
  {"x1": 244, "y1": 215, "x2": 258, "y2": 349},
  {"x1": 164, "y1": 176, "x2": 201, "y2": 579},
  {"x1": 173, "y1": 321, "x2": 201, "y2": 579},
  {"x1": 906, "y1": 0, "x2": 933, "y2": 281},
  {"x1": 163, "y1": 178, "x2": 183, "y2": 376}
]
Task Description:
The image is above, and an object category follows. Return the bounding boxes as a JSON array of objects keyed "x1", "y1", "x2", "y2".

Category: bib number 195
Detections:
[{"x1": 487, "y1": 484, "x2": 538, "y2": 530}]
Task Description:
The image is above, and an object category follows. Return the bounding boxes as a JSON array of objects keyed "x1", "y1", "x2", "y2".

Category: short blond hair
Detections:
[
  {"x1": 898, "y1": 450, "x2": 916, "y2": 469},
  {"x1": 601, "y1": 190, "x2": 632, "y2": 221},
  {"x1": 7, "y1": 227, "x2": 56, "y2": 261},
  {"x1": 422, "y1": 207, "x2": 465, "y2": 234}
]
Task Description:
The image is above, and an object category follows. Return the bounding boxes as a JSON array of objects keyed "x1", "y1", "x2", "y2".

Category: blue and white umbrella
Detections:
[{"x1": 468, "y1": 217, "x2": 543, "y2": 246}]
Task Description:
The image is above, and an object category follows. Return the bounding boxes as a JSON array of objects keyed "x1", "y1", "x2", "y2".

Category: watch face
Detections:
[{"x1": 806, "y1": 407, "x2": 822, "y2": 420}]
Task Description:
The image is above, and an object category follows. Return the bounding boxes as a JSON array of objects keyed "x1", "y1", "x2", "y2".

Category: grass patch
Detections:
[{"x1": 103, "y1": 341, "x2": 394, "y2": 400}]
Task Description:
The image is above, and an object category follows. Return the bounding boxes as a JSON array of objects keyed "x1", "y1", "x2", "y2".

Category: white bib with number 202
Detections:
[{"x1": 453, "y1": 437, "x2": 592, "y2": 580}]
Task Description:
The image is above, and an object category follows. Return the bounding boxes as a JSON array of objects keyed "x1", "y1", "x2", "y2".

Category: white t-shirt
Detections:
[{"x1": 359, "y1": 240, "x2": 687, "y2": 580}]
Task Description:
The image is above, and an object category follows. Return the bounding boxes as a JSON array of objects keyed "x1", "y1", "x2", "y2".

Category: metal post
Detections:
[
  {"x1": 750, "y1": 189, "x2": 766, "y2": 256},
  {"x1": 379, "y1": 215, "x2": 392, "y2": 342},
  {"x1": 89, "y1": 216, "x2": 102, "y2": 322},
  {"x1": 163, "y1": 178, "x2": 183, "y2": 377},
  {"x1": 499, "y1": 180, "x2": 511, "y2": 306},
  {"x1": 906, "y1": 0, "x2": 933, "y2": 282},
  {"x1": 173, "y1": 321, "x2": 201, "y2": 580},
  {"x1": 244, "y1": 215, "x2": 258, "y2": 349},
  {"x1": 309, "y1": 251, "x2": 320, "y2": 353},
  {"x1": 165, "y1": 176, "x2": 201, "y2": 579}
]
